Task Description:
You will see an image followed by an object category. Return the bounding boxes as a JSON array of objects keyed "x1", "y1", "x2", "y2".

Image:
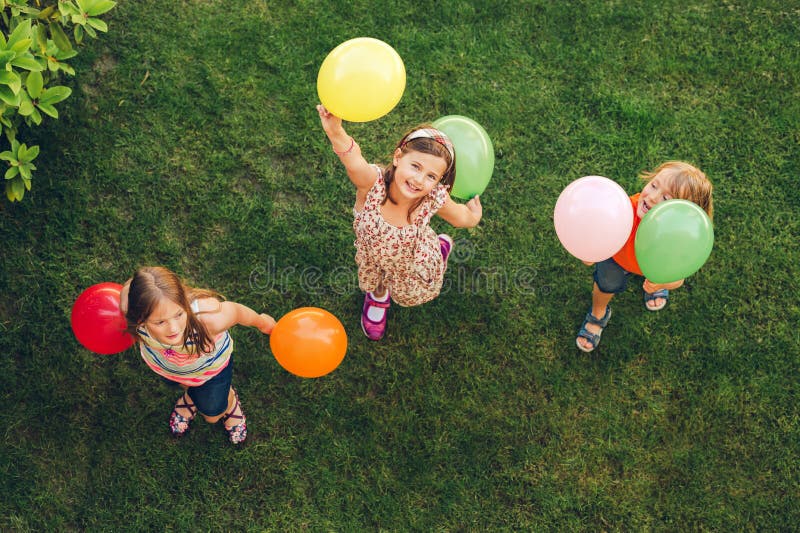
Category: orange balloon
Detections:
[{"x1": 269, "y1": 307, "x2": 347, "y2": 378}]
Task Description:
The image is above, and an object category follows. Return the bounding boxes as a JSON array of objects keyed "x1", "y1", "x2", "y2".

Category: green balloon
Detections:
[
  {"x1": 634, "y1": 199, "x2": 714, "y2": 283},
  {"x1": 432, "y1": 115, "x2": 494, "y2": 200}
]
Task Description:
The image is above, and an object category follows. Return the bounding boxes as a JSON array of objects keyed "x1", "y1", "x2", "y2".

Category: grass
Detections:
[{"x1": 1, "y1": 0, "x2": 799, "y2": 530}]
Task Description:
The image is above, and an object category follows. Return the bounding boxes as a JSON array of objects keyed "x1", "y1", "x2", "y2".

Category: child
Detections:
[
  {"x1": 317, "y1": 104, "x2": 483, "y2": 340},
  {"x1": 120, "y1": 266, "x2": 275, "y2": 444},
  {"x1": 575, "y1": 161, "x2": 713, "y2": 352}
]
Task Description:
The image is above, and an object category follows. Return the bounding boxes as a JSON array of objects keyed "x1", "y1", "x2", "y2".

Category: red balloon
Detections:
[
  {"x1": 269, "y1": 307, "x2": 347, "y2": 378},
  {"x1": 71, "y1": 282, "x2": 135, "y2": 355}
]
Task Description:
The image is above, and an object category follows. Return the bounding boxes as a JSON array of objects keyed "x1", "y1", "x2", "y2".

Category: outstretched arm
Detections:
[
  {"x1": 196, "y1": 298, "x2": 275, "y2": 337},
  {"x1": 317, "y1": 104, "x2": 377, "y2": 193},
  {"x1": 437, "y1": 194, "x2": 483, "y2": 228}
]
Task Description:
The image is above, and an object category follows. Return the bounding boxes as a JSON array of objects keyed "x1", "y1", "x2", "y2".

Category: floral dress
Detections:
[{"x1": 353, "y1": 166, "x2": 449, "y2": 307}]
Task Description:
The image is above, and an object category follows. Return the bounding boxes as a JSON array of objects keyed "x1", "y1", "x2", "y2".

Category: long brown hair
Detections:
[
  {"x1": 382, "y1": 124, "x2": 457, "y2": 223},
  {"x1": 124, "y1": 266, "x2": 222, "y2": 354}
]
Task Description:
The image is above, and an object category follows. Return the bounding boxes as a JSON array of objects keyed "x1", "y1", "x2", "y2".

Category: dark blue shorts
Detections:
[
  {"x1": 593, "y1": 258, "x2": 631, "y2": 294},
  {"x1": 186, "y1": 356, "x2": 233, "y2": 416}
]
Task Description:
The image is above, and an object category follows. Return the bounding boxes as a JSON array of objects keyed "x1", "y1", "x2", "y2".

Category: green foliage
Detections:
[{"x1": 0, "y1": 0, "x2": 113, "y2": 201}]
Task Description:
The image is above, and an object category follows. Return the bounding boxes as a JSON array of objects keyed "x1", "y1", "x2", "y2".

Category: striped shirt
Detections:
[{"x1": 137, "y1": 300, "x2": 233, "y2": 386}]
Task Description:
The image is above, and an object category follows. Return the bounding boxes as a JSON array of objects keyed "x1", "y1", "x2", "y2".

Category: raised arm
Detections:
[
  {"x1": 196, "y1": 298, "x2": 275, "y2": 337},
  {"x1": 317, "y1": 104, "x2": 377, "y2": 193},
  {"x1": 437, "y1": 194, "x2": 483, "y2": 228}
]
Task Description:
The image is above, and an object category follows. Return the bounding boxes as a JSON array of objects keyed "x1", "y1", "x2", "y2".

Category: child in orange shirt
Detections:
[{"x1": 576, "y1": 161, "x2": 713, "y2": 352}]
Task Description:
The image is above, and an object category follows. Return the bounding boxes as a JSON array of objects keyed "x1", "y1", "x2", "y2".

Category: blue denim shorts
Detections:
[
  {"x1": 186, "y1": 356, "x2": 233, "y2": 416},
  {"x1": 593, "y1": 258, "x2": 631, "y2": 294}
]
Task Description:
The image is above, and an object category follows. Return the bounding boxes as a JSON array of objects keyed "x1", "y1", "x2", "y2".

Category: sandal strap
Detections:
[
  {"x1": 644, "y1": 289, "x2": 669, "y2": 302},
  {"x1": 583, "y1": 307, "x2": 611, "y2": 328},
  {"x1": 365, "y1": 295, "x2": 391, "y2": 309},
  {"x1": 221, "y1": 390, "x2": 244, "y2": 422},
  {"x1": 577, "y1": 325, "x2": 602, "y2": 347},
  {"x1": 174, "y1": 393, "x2": 197, "y2": 415}
]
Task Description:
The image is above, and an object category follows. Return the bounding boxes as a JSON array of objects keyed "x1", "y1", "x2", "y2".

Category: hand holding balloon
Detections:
[{"x1": 257, "y1": 313, "x2": 276, "y2": 335}]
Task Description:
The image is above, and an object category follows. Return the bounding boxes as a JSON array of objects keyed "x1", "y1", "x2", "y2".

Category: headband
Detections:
[{"x1": 402, "y1": 128, "x2": 455, "y2": 164}]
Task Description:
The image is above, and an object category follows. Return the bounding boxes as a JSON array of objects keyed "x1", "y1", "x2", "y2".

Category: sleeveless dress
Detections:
[
  {"x1": 353, "y1": 166, "x2": 449, "y2": 307},
  {"x1": 137, "y1": 300, "x2": 234, "y2": 387}
]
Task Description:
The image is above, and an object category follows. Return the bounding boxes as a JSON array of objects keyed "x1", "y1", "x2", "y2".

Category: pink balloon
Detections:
[{"x1": 553, "y1": 176, "x2": 634, "y2": 262}]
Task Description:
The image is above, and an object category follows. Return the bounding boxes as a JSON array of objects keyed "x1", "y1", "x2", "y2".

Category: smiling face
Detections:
[
  {"x1": 389, "y1": 149, "x2": 448, "y2": 202},
  {"x1": 637, "y1": 170, "x2": 676, "y2": 218},
  {"x1": 144, "y1": 297, "x2": 188, "y2": 347}
]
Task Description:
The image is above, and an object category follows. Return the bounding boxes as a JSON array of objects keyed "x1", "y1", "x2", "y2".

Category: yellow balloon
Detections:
[{"x1": 317, "y1": 38, "x2": 406, "y2": 123}]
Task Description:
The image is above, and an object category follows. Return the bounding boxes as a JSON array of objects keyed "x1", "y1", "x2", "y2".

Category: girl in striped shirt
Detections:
[{"x1": 121, "y1": 266, "x2": 275, "y2": 444}]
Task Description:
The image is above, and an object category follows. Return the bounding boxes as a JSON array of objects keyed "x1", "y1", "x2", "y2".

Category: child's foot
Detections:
[
  {"x1": 576, "y1": 306, "x2": 612, "y2": 352},
  {"x1": 644, "y1": 289, "x2": 669, "y2": 311},
  {"x1": 438, "y1": 234, "x2": 454, "y2": 267},
  {"x1": 221, "y1": 388, "x2": 247, "y2": 444},
  {"x1": 169, "y1": 391, "x2": 197, "y2": 436},
  {"x1": 361, "y1": 290, "x2": 390, "y2": 340}
]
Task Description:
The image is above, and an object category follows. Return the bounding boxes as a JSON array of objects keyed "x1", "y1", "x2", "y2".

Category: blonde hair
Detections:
[{"x1": 640, "y1": 161, "x2": 714, "y2": 219}]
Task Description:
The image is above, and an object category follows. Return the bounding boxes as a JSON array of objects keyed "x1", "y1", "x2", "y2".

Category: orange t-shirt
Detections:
[{"x1": 612, "y1": 193, "x2": 642, "y2": 275}]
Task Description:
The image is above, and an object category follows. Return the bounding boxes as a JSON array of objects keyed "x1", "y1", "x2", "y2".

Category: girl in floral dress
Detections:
[{"x1": 317, "y1": 104, "x2": 483, "y2": 340}]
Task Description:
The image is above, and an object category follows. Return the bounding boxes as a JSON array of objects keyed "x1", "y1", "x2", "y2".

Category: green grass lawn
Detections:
[{"x1": 1, "y1": 0, "x2": 799, "y2": 530}]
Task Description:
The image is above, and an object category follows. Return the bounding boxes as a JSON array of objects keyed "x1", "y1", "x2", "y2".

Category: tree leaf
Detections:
[
  {"x1": 49, "y1": 21, "x2": 73, "y2": 52},
  {"x1": 36, "y1": 102, "x2": 58, "y2": 118},
  {"x1": 18, "y1": 97, "x2": 34, "y2": 116},
  {"x1": 34, "y1": 23, "x2": 48, "y2": 53},
  {"x1": 0, "y1": 86, "x2": 21, "y2": 106},
  {"x1": 5, "y1": 165, "x2": 19, "y2": 179},
  {"x1": 11, "y1": 175, "x2": 24, "y2": 200},
  {"x1": 29, "y1": 107, "x2": 42, "y2": 125},
  {"x1": 23, "y1": 176, "x2": 31, "y2": 190},
  {"x1": 26, "y1": 70, "x2": 42, "y2": 98},
  {"x1": 19, "y1": 163, "x2": 31, "y2": 179},
  {"x1": 36, "y1": 5, "x2": 57, "y2": 21},
  {"x1": 0, "y1": 70, "x2": 21, "y2": 94},
  {"x1": 59, "y1": 1, "x2": 80, "y2": 17},
  {"x1": 0, "y1": 51, "x2": 16, "y2": 67},
  {"x1": 7, "y1": 19, "x2": 32, "y2": 50},
  {"x1": 87, "y1": 18, "x2": 108, "y2": 32},
  {"x1": 0, "y1": 150, "x2": 16, "y2": 162},
  {"x1": 86, "y1": 0, "x2": 115, "y2": 16},
  {"x1": 73, "y1": 24, "x2": 84, "y2": 44},
  {"x1": 39, "y1": 86, "x2": 72, "y2": 105},
  {"x1": 24, "y1": 144, "x2": 39, "y2": 161},
  {"x1": 11, "y1": 54, "x2": 45, "y2": 71},
  {"x1": 11, "y1": 37, "x2": 32, "y2": 53}
]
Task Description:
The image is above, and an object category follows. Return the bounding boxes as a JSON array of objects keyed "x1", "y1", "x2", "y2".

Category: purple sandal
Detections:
[
  {"x1": 220, "y1": 388, "x2": 247, "y2": 444},
  {"x1": 361, "y1": 290, "x2": 390, "y2": 340},
  {"x1": 169, "y1": 391, "x2": 197, "y2": 437}
]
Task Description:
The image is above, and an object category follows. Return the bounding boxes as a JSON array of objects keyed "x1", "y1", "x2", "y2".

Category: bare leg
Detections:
[
  {"x1": 576, "y1": 282, "x2": 614, "y2": 350},
  {"x1": 372, "y1": 281, "x2": 388, "y2": 299}
]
